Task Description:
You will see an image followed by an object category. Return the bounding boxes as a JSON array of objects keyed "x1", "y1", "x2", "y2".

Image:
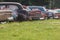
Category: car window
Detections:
[
  {"x1": 0, "y1": 5, "x2": 5, "y2": 10},
  {"x1": 28, "y1": 6, "x2": 46, "y2": 12},
  {"x1": 0, "y1": 5, "x2": 18, "y2": 11},
  {"x1": 8, "y1": 5, "x2": 18, "y2": 10},
  {"x1": 38, "y1": 7, "x2": 45, "y2": 11}
]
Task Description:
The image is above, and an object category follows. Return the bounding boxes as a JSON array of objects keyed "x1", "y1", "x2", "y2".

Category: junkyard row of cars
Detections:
[{"x1": 0, "y1": 2, "x2": 60, "y2": 22}]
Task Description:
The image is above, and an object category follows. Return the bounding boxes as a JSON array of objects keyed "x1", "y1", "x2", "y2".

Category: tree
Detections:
[
  {"x1": 1, "y1": 0, "x2": 49, "y2": 6},
  {"x1": 0, "y1": 0, "x2": 4, "y2": 2}
]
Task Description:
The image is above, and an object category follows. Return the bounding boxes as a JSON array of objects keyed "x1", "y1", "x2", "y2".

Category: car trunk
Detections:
[
  {"x1": 54, "y1": 13, "x2": 60, "y2": 18},
  {"x1": 0, "y1": 10, "x2": 12, "y2": 21}
]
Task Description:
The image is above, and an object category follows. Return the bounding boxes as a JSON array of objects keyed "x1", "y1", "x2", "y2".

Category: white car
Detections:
[
  {"x1": 53, "y1": 9, "x2": 60, "y2": 19},
  {"x1": 0, "y1": 2, "x2": 28, "y2": 21}
]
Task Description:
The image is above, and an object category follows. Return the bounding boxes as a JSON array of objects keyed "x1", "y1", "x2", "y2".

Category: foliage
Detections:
[{"x1": 0, "y1": 0, "x2": 49, "y2": 6}]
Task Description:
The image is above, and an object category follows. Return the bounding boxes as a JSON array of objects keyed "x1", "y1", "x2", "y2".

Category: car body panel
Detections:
[
  {"x1": 0, "y1": 2, "x2": 23, "y2": 21},
  {"x1": 53, "y1": 9, "x2": 60, "y2": 19},
  {"x1": 26, "y1": 6, "x2": 47, "y2": 20},
  {"x1": 0, "y1": 10, "x2": 12, "y2": 21}
]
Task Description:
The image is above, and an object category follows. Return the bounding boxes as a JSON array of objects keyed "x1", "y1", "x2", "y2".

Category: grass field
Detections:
[{"x1": 0, "y1": 19, "x2": 60, "y2": 40}]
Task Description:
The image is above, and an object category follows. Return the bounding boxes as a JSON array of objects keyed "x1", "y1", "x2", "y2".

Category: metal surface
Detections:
[{"x1": 0, "y1": 10, "x2": 12, "y2": 21}]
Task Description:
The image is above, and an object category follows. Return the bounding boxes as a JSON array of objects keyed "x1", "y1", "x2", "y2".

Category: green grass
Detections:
[{"x1": 0, "y1": 19, "x2": 60, "y2": 40}]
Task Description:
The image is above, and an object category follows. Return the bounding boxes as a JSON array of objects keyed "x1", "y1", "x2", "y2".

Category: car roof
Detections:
[
  {"x1": 0, "y1": 2, "x2": 22, "y2": 5},
  {"x1": 0, "y1": 2, "x2": 23, "y2": 9},
  {"x1": 55, "y1": 9, "x2": 60, "y2": 10}
]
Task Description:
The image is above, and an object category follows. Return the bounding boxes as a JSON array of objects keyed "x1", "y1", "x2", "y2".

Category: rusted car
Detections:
[
  {"x1": 26, "y1": 6, "x2": 47, "y2": 20},
  {"x1": 0, "y1": 2, "x2": 28, "y2": 21},
  {"x1": 0, "y1": 10, "x2": 12, "y2": 21},
  {"x1": 47, "y1": 9, "x2": 60, "y2": 19},
  {"x1": 53, "y1": 9, "x2": 60, "y2": 19}
]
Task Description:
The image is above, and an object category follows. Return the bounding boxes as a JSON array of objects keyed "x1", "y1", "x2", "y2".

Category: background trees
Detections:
[
  {"x1": 0, "y1": 0, "x2": 60, "y2": 8},
  {"x1": 1, "y1": 0, "x2": 49, "y2": 6}
]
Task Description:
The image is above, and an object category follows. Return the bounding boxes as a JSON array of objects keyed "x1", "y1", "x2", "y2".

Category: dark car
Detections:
[
  {"x1": 47, "y1": 9, "x2": 54, "y2": 19},
  {"x1": 0, "y1": 2, "x2": 28, "y2": 21},
  {"x1": 26, "y1": 6, "x2": 47, "y2": 20}
]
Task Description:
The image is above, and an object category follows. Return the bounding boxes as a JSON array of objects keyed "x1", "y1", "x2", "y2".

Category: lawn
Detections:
[{"x1": 0, "y1": 19, "x2": 60, "y2": 40}]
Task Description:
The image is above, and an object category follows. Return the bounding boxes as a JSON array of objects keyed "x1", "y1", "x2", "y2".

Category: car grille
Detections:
[
  {"x1": 0, "y1": 10, "x2": 12, "y2": 21},
  {"x1": 35, "y1": 13, "x2": 41, "y2": 17}
]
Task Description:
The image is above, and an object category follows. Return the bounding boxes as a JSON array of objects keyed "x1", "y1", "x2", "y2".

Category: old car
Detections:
[
  {"x1": 0, "y1": 2, "x2": 28, "y2": 21},
  {"x1": 47, "y1": 9, "x2": 60, "y2": 19},
  {"x1": 47, "y1": 9, "x2": 54, "y2": 19},
  {"x1": 26, "y1": 6, "x2": 47, "y2": 20},
  {"x1": 53, "y1": 9, "x2": 60, "y2": 19}
]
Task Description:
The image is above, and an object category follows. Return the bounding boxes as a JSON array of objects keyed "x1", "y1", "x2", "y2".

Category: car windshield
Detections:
[
  {"x1": 0, "y1": 5, "x2": 18, "y2": 10},
  {"x1": 28, "y1": 6, "x2": 46, "y2": 12}
]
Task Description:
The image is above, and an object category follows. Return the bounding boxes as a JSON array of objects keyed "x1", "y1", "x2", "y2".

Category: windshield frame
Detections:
[{"x1": 28, "y1": 6, "x2": 46, "y2": 12}]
